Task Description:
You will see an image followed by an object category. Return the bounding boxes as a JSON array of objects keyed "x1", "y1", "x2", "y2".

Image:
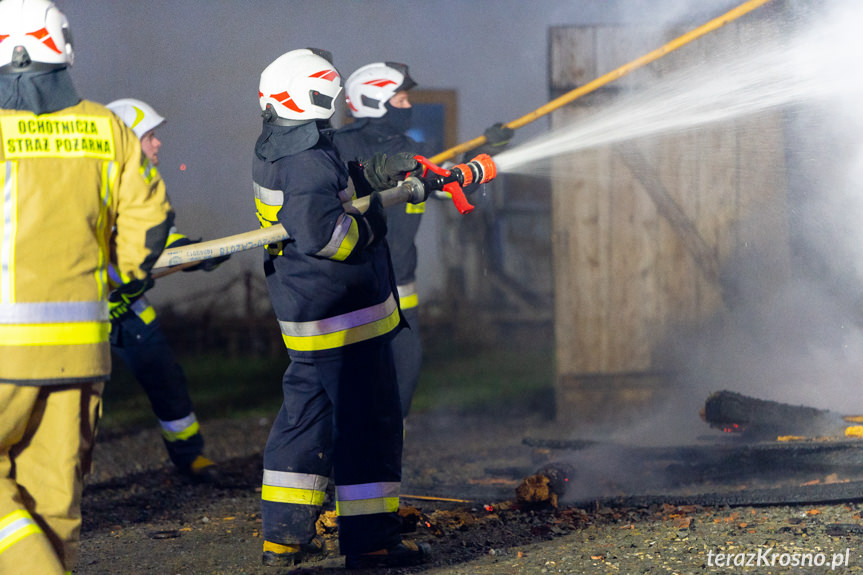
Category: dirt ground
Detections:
[{"x1": 74, "y1": 404, "x2": 863, "y2": 574}]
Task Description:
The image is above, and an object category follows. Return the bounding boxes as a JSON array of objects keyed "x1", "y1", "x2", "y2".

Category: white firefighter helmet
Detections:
[
  {"x1": 344, "y1": 61, "x2": 416, "y2": 119},
  {"x1": 258, "y1": 48, "x2": 341, "y2": 123},
  {"x1": 106, "y1": 98, "x2": 166, "y2": 139},
  {"x1": 0, "y1": 0, "x2": 74, "y2": 74}
]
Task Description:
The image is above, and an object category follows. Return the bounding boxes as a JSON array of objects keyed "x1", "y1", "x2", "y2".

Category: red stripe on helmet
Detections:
[
  {"x1": 310, "y1": 69, "x2": 339, "y2": 82},
  {"x1": 270, "y1": 91, "x2": 304, "y2": 113},
  {"x1": 0, "y1": 34, "x2": 9, "y2": 43},
  {"x1": 26, "y1": 27, "x2": 62, "y2": 54},
  {"x1": 365, "y1": 79, "x2": 398, "y2": 88}
]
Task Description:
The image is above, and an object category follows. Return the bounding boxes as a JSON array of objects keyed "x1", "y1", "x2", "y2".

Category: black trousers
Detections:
[
  {"x1": 262, "y1": 337, "x2": 403, "y2": 555},
  {"x1": 111, "y1": 315, "x2": 203, "y2": 468}
]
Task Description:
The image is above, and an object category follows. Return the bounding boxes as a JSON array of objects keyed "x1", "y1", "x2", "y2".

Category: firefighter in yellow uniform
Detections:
[
  {"x1": 106, "y1": 98, "x2": 226, "y2": 481},
  {"x1": 0, "y1": 2, "x2": 174, "y2": 574}
]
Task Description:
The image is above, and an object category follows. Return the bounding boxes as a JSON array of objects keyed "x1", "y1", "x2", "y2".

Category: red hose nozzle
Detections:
[
  {"x1": 452, "y1": 153, "x2": 497, "y2": 186},
  {"x1": 413, "y1": 153, "x2": 499, "y2": 215}
]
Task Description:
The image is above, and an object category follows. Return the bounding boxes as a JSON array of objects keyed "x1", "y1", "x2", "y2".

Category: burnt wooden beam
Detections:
[
  {"x1": 703, "y1": 390, "x2": 849, "y2": 438},
  {"x1": 574, "y1": 479, "x2": 863, "y2": 509}
]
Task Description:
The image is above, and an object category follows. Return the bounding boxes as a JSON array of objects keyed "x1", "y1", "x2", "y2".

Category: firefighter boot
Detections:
[
  {"x1": 344, "y1": 540, "x2": 432, "y2": 569},
  {"x1": 262, "y1": 537, "x2": 325, "y2": 567},
  {"x1": 177, "y1": 455, "x2": 218, "y2": 483}
]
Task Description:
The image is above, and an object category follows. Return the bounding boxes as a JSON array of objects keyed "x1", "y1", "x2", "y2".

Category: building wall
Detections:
[{"x1": 549, "y1": 16, "x2": 791, "y2": 426}]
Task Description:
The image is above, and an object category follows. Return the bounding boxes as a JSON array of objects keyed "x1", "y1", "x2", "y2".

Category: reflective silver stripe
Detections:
[
  {"x1": 142, "y1": 160, "x2": 158, "y2": 184},
  {"x1": 0, "y1": 301, "x2": 108, "y2": 324},
  {"x1": 278, "y1": 293, "x2": 397, "y2": 337},
  {"x1": 131, "y1": 297, "x2": 150, "y2": 314},
  {"x1": 336, "y1": 481, "x2": 400, "y2": 501},
  {"x1": 1, "y1": 161, "x2": 14, "y2": 304},
  {"x1": 315, "y1": 212, "x2": 354, "y2": 258},
  {"x1": 263, "y1": 470, "x2": 329, "y2": 491},
  {"x1": 0, "y1": 516, "x2": 33, "y2": 544},
  {"x1": 337, "y1": 187, "x2": 353, "y2": 203},
  {"x1": 397, "y1": 282, "x2": 417, "y2": 300},
  {"x1": 253, "y1": 181, "x2": 284, "y2": 207},
  {"x1": 159, "y1": 412, "x2": 197, "y2": 433},
  {"x1": 107, "y1": 264, "x2": 122, "y2": 285},
  {"x1": 102, "y1": 161, "x2": 116, "y2": 207},
  {"x1": 0, "y1": 509, "x2": 41, "y2": 554}
]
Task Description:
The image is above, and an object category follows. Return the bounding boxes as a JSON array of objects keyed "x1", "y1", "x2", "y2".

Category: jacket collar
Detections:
[{"x1": 0, "y1": 68, "x2": 80, "y2": 115}]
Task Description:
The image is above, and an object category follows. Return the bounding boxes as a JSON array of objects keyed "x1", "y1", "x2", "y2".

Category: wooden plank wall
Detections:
[{"x1": 551, "y1": 17, "x2": 790, "y2": 427}]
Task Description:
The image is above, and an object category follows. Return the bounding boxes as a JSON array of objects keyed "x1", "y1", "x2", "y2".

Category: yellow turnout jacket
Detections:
[{"x1": 0, "y1": 99, "x2": 173, "y2": 384}]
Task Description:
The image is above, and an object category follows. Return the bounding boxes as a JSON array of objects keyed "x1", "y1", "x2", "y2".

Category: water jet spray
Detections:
[{"x1": 430, "y1": 0, "x2": 776, "y2": 166}]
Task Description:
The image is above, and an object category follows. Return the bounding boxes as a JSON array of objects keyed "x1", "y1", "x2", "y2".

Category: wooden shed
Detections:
[{"x1": 549, "y1": 11, "x2": 792, "y2": 427}]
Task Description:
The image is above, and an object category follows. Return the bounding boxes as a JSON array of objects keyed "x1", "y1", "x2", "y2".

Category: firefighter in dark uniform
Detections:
[
  {"x1": 253, "y1": 48, "x2": 430, "y2": 569},
  {"x1": 333, "y1": 62, "x2": 512, "y2": 417}
]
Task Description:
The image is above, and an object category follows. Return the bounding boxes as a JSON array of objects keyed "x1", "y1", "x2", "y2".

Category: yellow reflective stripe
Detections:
[
  {"x1": 160, "y1": 412, "x2": 199, "y2": 441},
  {"x1": 336, "y1": 497, "x2": 400, "y2": 517},
  {"x1": 261, "y1": 484, "x2": 326, "y2": 506},
  {"x1": 137, "y1": 305, "x2": 157, "y2": 325},
  {"x1": 281, "y1": 299, "x2": 399, "y2": 352},
  {"x1": 335, "y1": 481, "x2": 400, "y2": 516},
  {"x1": 139, "y1": 160, "x2": 158, "y2": 185},
  {"x1": 397, "y1": 283, "x2": 418, "y2": 310},
  {"x1": 0, "y1": 510, "x2": 42, "y2": 554},
  {"x1": 94, "y1": 161, "x2": 116, "y2": 300},
  {"x1": 255, "y1": 197, "x2": 281, "y2": 222},
  {"x1": 0, "y1": 115, "x2": 115, "y2": 159},
  {"x1": 0, "y1": 322, "x2": 109, "y2": 345},
  {"x1": 399, "y1": 293, "x2": 418, "y2": 310},
  {"x1": 1, "y1": 161, "x2": 18, "y2": 304},
  {"x1": 405, "y1": 201, "x2": 425, "y2": 214},
  {"x1": 328, "y1": 215, "x2": 359, "y2": 262},
  {"x1": 161, "y1": 419, "x2": 199, "y2": 442},
  {"x1": 315, "y1": 213, "x2": 359, "y2": 261}
]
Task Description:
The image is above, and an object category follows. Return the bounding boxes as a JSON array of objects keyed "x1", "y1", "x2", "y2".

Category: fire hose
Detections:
[
  {"x1": 154, "y1": 0, "x2": 772, "y2": 271},
  {"x1": 152, "y1": 153, "x2": 496, "y2": 270},
  {"x1": 429, "y1": 0, "x2": 776, "y2": 165}
]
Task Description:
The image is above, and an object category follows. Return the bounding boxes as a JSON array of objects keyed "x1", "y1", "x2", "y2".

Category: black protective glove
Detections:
[
  {"x1": 363, "y1": 191, "x2": 387, "y2": 246},
  {"x1": 484, "y1": 122, "x2": 514, "y2": 149},
  {"x1": 168, "y1": 236, "x2": 196, "y2": 248},
  {"x1": 363, "y1": 151, "x2": 421, "y2": 191},
  {"x1": 195, "y1": 253, "x2": 230, "y2": 272},
  {"x1": 171, "y1": 237, "x2": 230, "y2": 272},
  {"x1": 108, "y1": 276, "x2": 154, "y2": 323},
  {"x1": 466, "y1": 122, "x2": 515, "y2": 159}
]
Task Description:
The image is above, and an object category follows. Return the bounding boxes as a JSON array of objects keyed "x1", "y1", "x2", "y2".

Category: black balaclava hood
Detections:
[
  {"x1": 0, "y1": 67, "x2": 80, "y2": 115},
  {"x1": 382, "y1": 101, "x2": 412, "y2": 134}
]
